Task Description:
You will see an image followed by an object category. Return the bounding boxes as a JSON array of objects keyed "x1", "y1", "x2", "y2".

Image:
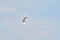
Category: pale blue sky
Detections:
[{"x1": 0, "y1": 0, "x2": 60, "y2": 40}]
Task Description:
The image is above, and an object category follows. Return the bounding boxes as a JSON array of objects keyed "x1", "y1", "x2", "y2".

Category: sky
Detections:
[{"x1": 0, "y1": 0, "x2": 60, "y2": 40}]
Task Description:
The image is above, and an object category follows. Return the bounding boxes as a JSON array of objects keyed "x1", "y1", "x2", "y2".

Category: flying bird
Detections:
[{"x1": 22, "y1": 17, "x2": 27, "y2": 25}]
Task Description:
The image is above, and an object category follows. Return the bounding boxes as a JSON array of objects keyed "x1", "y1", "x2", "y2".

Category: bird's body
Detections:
[{"x1": 22, "y1": 17, "x2": 27, "y2": 25}]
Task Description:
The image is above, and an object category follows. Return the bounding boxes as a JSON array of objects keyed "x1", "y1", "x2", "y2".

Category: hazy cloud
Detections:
[{"x1": 0, "y1": 6, "x2": 16, "y2": 13}]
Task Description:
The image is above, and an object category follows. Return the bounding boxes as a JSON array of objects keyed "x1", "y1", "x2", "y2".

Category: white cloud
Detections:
[{"x1": 0, "y1": 6, "x2": 16, "y2": 13}]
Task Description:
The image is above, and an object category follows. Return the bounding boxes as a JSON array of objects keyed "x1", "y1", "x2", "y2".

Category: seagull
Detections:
[{"x1": 22, "y1": 17, "x2": 27, "y2": 25}]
